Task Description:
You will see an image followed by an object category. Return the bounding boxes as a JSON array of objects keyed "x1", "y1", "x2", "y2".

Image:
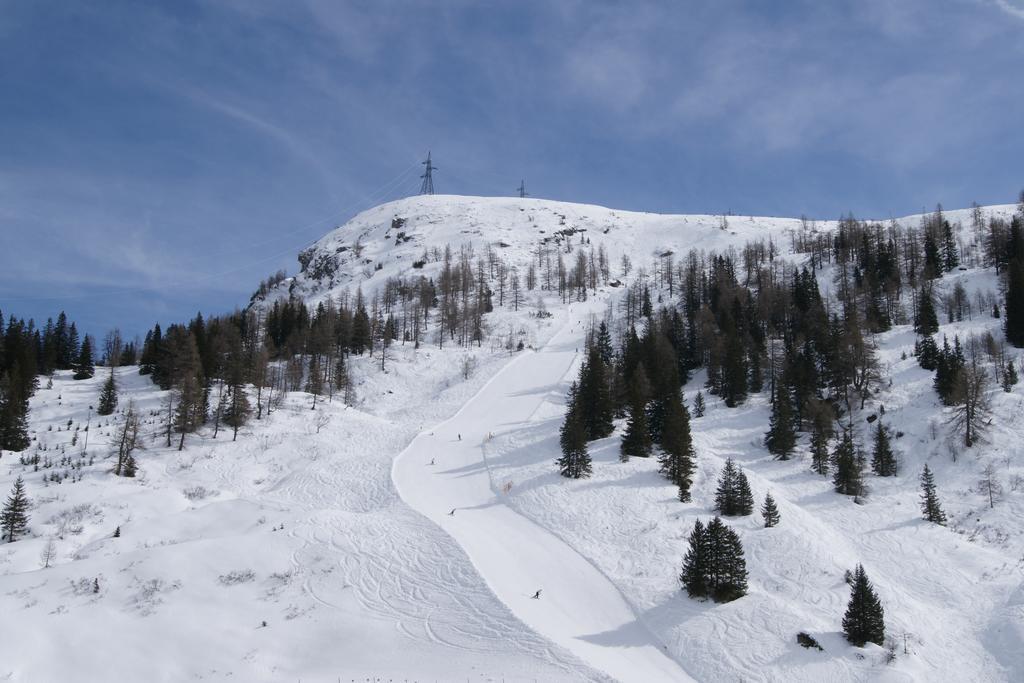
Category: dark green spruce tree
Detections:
[
  {"x1": 761, "y1": 492, "x2": 780, "y2": 528},
  {"x1": 658, "y1": 393, "x2": 696, "y2": 502},
  {"x1": 1006, "y1": 258, "x2": 1024, "y2": 348},
  {"x1": 693, "y1": 390, "x2": 706, "y2": 418},
  {"x1": 832, "y1": 428, "x2": 863, "y2": 496},
  {"x1": 578, "y1": 345, "x2": 614, "y2": 441},
  {"x1": 809, "y1": 413, "x2": 832, "y2": 476},
  {"x1": 680, "y1": 517, "x2": 748, "y2": 603},
  {"x1": 620, "y1": 367, "x2": 652, "y2": 461},
  {"x1": 842, "y1": 564, "x2": 885, "y2": 647},
  {"x1": 558, "y1": 383, "x2": 592, "y2": 479},
  {"x1": 919, "y1": 464, "x2": 947, "y2": 525},
  {"x1": 870, "y1": 421, "x2": 897, "y2": 477},
  {"x1": 73, "y1": 335, "x2": 95, "y2": 380},
  {"x1": 1, "y1": 476, "x2": 30, "y2": 543},
  {"x1": 914, "y1": 286, "x2": 939, "y2": 335},
  {"x1": 679, "y1": 519, "x2": 708, "y2": 598},
  {"x1": 97, "y1": 369, "x2": 118, "y2": 416},
  {"x1": 764, "y1": 387, "x2": 797, "y2": 460},
  {"x1": 715, "y1": 459, "x2": 755, "y2": 516}
]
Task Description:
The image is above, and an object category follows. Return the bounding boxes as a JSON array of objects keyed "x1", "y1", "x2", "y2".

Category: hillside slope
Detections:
[{"x1": 2, "y1": 194, "x2": 1022, "y2": 682}]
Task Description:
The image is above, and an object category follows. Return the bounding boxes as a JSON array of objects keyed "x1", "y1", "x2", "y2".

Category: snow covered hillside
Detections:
[{"x1": 3, "y1": 194, "x2": 1024, "y2": 682}]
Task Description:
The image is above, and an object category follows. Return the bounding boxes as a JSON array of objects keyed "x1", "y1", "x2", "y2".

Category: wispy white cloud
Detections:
[{"x1": 991, "y1": 0, "x2": 1024, "y2": 19}]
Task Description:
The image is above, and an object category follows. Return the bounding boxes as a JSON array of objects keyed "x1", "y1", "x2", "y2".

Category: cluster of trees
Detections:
[
  {"x1": 1, "y1": 310, "x2": 101, "y2": 452},
  {"x1": 679, "y1": 517, "x2": 748, "y2": 603}
]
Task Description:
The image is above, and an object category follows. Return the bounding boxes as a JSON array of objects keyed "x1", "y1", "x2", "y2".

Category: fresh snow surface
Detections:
[
  {"x1": 3, "y1": 194, "x2": 1024, "y2": 682},
  {"x1": 393, "y1": 299, "x2": 693, "y2": 683}
]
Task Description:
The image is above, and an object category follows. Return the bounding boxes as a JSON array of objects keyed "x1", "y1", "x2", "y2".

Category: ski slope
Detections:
[{"x1": 393, "y1": 300, "x2": 694, "y2": 683}]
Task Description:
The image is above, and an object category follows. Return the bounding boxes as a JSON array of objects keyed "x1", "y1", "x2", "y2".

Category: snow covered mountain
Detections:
[{"x1": 3, "y1": 194, "x2": 1024, "y2": 682}]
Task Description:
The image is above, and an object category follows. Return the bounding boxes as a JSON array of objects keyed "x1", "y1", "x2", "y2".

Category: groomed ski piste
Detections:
[
  {"x1": 393, "y1": 299, "x2": 693, "y2": 683},
  {"x1": 2, "y1": 194, "x2": 1023, "y2": 681}
]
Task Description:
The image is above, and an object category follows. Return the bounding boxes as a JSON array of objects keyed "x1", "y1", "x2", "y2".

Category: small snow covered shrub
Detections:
[
  {"x1": 218, "y1": 569, "x2": 256, "y2": 586},
  {"x1": 182, "y1": 486, "x2": 216, "y2": 501}
]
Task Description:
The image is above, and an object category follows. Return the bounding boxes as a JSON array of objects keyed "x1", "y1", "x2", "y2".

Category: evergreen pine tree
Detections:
[
  {"x1": 595, "y1": 321, "x2": 614, "y2": 366},
  {"x1": 578, "y1": 346, "x2": 614, "y2": 440},
  {"x1": 1007, "y1": 259, "x2": 1024, "y2": 348},
  {"x1": 832, "y1": 428, "x2": 863, "y2": 496},
  {"x1": 735, "y1": 470, "x2": 755, "y2": 515},
  {"x1": 810, "y1": 413, "x2": 832, "y2": 476},
  {"x1": 714, "y1": 458, "x2": 739, "y2": 515},
  {"x1": 73, "y1": 335, "x2": 95, "y2": 380},
  {"x1": 707, "y1": 517, "x2": 748, "y2": 602},
  {"x1": 1, "y1": 476, "x2": 30, "y2": 542},
  {"x1": 915, "y1": 335, "x2": 939, "y2": 371},
  {"x1": 942, "y1": 220, "x2": 960, "y2": 272},
  {"x1": 914, "y1": 287, "x2": 939, "y2": 335},
  {"x1": 842, "y1": 564, "x2": 886, "y2": 647},
  {"x1": 919, "y1": 464, "x2": 947, "y2": 525},
  {"x1": 558, "y1": 384, "x2": 592, "y2": 479},
  {"x1": 693, "y1": 390, "x2": 706, "y2": 417},
  {"x1": 659, "y1": 393, "x2": 696, "y2": 502},
  {"x1": 761, "y1": 492, "x2": 780, "y2": 527},
  {"x1": 764, "y1": 387, "x2": 797, "y2": 459},
  {"x1": 870, "y1": 421, "x2": 897, "y2": 477},
  {"x1": 0, "y1": 371, "x2": 31, "y2": 452},
  {"x1": 679, "y1": 519, "x2": 708, "y2": 598},
  {"x1": 96, "y1": 369, "x2": 118, "y2": 416},
  {"x1": 620, "y1": 371, "x2": 652, "y2": 461},
  {"x1": 923, "y1": 230, "x2": 943, "y2": 279},
  {"x1": 1004, "y1": 360, "x2": 1019, "y2": 392},
  {"x1": 680, "y1": 517, "x2": 748, "y2": 603}
]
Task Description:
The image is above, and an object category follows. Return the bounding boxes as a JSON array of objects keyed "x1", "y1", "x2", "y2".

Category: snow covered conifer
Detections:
[
  {"x1": 707, "y1": 517, "x2": 747, "y2": 602},
  {"x1": 1003, "y1": 359, "x2": 1019, "y2": 392},
  {"x1": 764, "y1": 387, "x2": 797, "y2": 459},
  {"x1": 1007, "y1": 258, "x2": 1024, "y2": 348},
  {"x1": 658, "y1": 393, "x2": 695, "y2": 501},
  {"x1": 870, "y1": 421, "x2": 897, "y2": 477},
  {"x1": 761, "y1": 492, "x2": 780, "y2": 527},
  {"x1": 715, "y1": 458, "x2": 753, "y2": 516},
  {"x1": 577, "y1": 345, "x2": 614, "y2": 441},
  {"x1": 680, "y1": 517, "x2": 747, "y2": 603},
  {"x1": 915, "y1": 334, "x2": 939, "y2": 371},
  {"x1": 679, "y1": 519, "x2": 708, "y2": 598},
  {"x1": 914, "y1": 286, "x2": 939, "y2": 335},
  {"x1": 620, "y1": 371, "x2": 652, "y2": 461},
  {"x1": 73, "y1": 335, "x2": 95, "y2": 380},
  {"x1": 735, "y1": 470, "x2": 754, "y2": 515},
  {"x1": 97, "y1": 369, "x2": 118, "y2": 416},
  {"x1": 919, "y1": 464, "x2": 946, "y2": 525},
  {"x1": 595, "y1": 321, "x2": 614, "y2": 366},
  {"x1": 809, "y1": 412, "x2": 832, "y2": 476},
  {"x1": 558, "y1": 383, "x2": 592, "y2": 479},
  {"x1": 1, "y1": 476, "x2": 30, "y2": 542},
  {"x1": 832, "y1": 428, "x2": 863, "y2": 496},
  {"x1": 714, "y1": 458, "x2": 739, "y2": 515},
  {"x1": 693, "y1": 390, "x2": 705, "y2": 417},
  {"x1": 842, "y1": 564, "x2": 885, "y2": 647}
]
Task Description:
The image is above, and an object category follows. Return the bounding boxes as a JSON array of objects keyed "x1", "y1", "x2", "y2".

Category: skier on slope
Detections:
[
  {"x1": 531, "y1": 589, "x2": 542, "y2": 599},
  {"x1": 449, "y1": 508, "x2": 456, "y2": 516}
]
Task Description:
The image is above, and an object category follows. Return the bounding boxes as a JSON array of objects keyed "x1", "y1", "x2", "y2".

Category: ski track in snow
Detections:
[{"x1": 393, "y1": 299, "x2": 696, "y2": 683}]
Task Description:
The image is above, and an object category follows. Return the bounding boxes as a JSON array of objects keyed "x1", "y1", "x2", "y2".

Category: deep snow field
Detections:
[{"x1": 2, "y1": 195, "x2": 1023, "y2": 682}]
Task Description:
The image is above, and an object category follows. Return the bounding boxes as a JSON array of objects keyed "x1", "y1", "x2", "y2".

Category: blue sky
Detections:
[{"x1": 1, "y1": 0, "x2": 1023, "y2": 339}]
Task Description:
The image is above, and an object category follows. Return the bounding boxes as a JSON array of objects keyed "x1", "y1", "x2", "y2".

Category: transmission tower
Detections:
[
  {"x1": 516, "y1": 179, "x2": 528, "y2": 198},
  {"x1": 419, "y1": 151, "x2": 437, "y2": 195}
]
